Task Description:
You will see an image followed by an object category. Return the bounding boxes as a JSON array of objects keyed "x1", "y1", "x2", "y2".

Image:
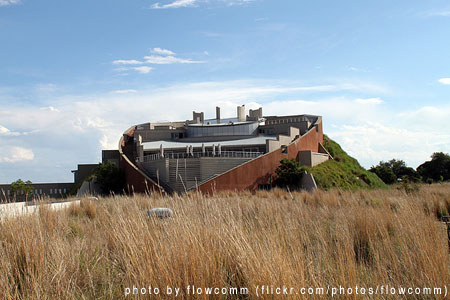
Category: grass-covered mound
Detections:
[{"x1": 305, "y1": 135, "x2": 387, "y2": 190}]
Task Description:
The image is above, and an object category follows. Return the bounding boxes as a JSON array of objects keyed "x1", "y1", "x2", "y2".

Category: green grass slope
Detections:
[{"x1": 305, "y1": 135, "x2": 387, "y2": 190}]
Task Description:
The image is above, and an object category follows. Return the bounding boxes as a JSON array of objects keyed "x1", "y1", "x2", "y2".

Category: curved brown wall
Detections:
[
  {"x1": 119, "y1": 126, "x2": 163, "y2": 194},
  {"x1": 196, "y1": 120, "x2": 323, "y2": 194}
]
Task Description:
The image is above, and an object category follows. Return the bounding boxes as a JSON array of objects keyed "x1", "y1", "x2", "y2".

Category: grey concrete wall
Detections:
[
  {"x1": 76, "y1": 179, "x2": 101, "y2": 197},
  {"x1": 140, "y1": 157, "x2": 252, "y2": 192},
  {"x1": 140, "y1": 158, "x2": 169, "y2": 183},
  {"x1": 73, "y1": 164, "x2": 98, "y2": 185},
  {"x1": 102, "y1": 150, "x2": 120, "y2": 166},
  {"x1": 301, "y1": 171, "x2": 317, "y2": 192},
  {"x1": 261, "y1": 120, "x2": 311, "y2": 136},
  {"x1": 266, "y1": 127, "x2": 300, "y2": 152},
  {"x1": 298, "y1": 150, "x2": 329, "y2": 167}
]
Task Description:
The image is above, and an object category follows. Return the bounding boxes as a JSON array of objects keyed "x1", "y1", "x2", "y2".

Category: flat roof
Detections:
[
  {"x1": 143, "y1": 135, "x2": 277, "y2": 151},
  {"x1": 187, "y1": 120, "x2": 257, "y2": 127}
]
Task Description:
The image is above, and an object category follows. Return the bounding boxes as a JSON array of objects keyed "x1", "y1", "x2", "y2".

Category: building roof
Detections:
[
  {"x1": 187, "y1": 119, "x2": 257, "y2": 127},
  {"x1": 142, "y1": 135, "x2": 277, "y2": 151}
]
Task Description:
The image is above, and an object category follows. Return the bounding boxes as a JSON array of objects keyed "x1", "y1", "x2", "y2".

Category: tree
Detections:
[
  {"x1": 417, "y1": 152, "x2": 450, "y2": 182},
  {"x1": 369, "y1": 164, "x2": 396, "y2": 184},
  {"x1": 94, "y1": 162, "x2": 125, "y2": 194},
  {"x1": 370, "y1": 159, "x2": 419, "y2": 184},
  {"x1": 10, "y1": 179, "x2": 34, "y2": 199},
  {"x1": 275, "y1": 158, "x2": 304, "y2": 189}
]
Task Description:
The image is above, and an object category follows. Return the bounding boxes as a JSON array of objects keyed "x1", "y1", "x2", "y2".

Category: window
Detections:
[
  {"x1": 50, "y1": 189, "x2": 52, "y2": 194},
  {"x1": 281, "y1": 145, "x2": 288, "y2": 154},
  {"x1": 63, "y1": 188, "x2": 66, "y2": 194}
]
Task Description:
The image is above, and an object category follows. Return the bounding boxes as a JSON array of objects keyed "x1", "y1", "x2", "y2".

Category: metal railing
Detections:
[{"x1": 140, "y1": 151, "x2": 263, "y2": 162}]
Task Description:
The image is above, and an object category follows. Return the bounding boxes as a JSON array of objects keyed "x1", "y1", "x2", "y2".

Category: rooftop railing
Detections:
[{"x1": 140, "y1": 150, "x2": 263, "y2": 162}]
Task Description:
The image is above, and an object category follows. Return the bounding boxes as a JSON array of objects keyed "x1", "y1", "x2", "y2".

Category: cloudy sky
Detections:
[{"x1": 1, "y1": 0, "x2": 449, "y2": 183}]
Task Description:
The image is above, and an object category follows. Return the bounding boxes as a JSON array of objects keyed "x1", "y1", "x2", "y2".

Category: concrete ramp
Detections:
[{"x1": 301, "y1": 171, "x2": 317, "y2": 192}]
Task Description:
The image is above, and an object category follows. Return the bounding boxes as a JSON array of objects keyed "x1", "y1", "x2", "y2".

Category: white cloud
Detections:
[
  {"x1": 112, "y1": 89, "x2": 137, "y2": 94},
  {"x1": 0, "y1": 0, "x2": 20, "y2": 7},
  {"x1": 355, "y1": 97, "x2": 383, "y2": 104},
  {"x1": 143, "y1": 55, "x2": 204, "y2": 64},
  {"x1": 0, "y1": 125, "x2": 18, "y2": 136},
  {"x1": 113, "y1": 49, "x2": 206, "y2": 74},
  {"x1": 438, "y1": 78, "x2": 450, "y2": 85},
  {"x1": 0, "y1": 79, "x2": 447, "y2": 182},
  {"x1": 40, "y1": 106, "x2": 60, "y2": 112},
  {"x1": 151, "y1": 0, "x2": 256, "y2": 9},
  {"x1": 0, "y1": 146, "x2": 34, "y2": 163},
  {"x1": 152, "y1": 48, "x2": 176, "y2": 56},
  {"x1": 151, "y1": 0, "x2": 199, "y2": 9},
  {"x1": 133, "y1": 66, "x2": 153, "y2": 74},
  {"x1": 224, "y1": 0, "x2": 256, "y2": 6},
  {"x1": 0, "y1": 125, "x2": 30, "y2": 136},
  {"x1": 329, "y1": 122, "x2": 450, "y2": 168},
  {"x1": 112, "y1": 59, "x2": 144, "y2": 65}
]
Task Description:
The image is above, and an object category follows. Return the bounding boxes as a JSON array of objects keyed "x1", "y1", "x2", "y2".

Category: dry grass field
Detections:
[{"x1": 1, "y1": 183, "x2": 450, "y2": 299}]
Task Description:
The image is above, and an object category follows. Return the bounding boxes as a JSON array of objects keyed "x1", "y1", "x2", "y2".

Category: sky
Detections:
[{"x1": 0, "y1": 0, "x2": 449, "y2": 183}]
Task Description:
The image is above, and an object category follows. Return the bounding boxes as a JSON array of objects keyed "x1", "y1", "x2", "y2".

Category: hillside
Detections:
[{"x1": 305, "y1": 135, "x2": 387, "y2": 190}]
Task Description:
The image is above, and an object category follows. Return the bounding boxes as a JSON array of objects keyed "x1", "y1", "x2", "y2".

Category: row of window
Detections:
[
  {"x1": 1, "y1": 188, "x2": 67, "y2": 196},
  {"x1": 186, "y1": 122, "x2": 259, "y2": 137},
  {"x1": 265, "y1": 117, "x2": 307, "y2": 125}
]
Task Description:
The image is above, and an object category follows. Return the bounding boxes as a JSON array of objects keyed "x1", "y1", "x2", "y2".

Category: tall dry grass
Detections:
[{"x1": 0, "y1": 184, "x2": 450, "y2": 299}]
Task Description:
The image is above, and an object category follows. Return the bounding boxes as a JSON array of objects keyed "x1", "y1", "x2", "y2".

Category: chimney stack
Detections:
[
  {"x1": 237, "y1": 104, "x2": 246, "y2": 122},
  {"x1": 216, "y1": 106, "x2": 221, "y2": 124}
]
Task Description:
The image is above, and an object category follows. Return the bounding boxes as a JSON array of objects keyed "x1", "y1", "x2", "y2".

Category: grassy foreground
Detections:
[{"x1": 1, "y1": 184, "x2": 450, "y2": 299}]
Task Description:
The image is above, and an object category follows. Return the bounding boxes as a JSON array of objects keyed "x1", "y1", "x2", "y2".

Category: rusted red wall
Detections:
[
  {"x1": 119, "y1": 156, "x2": 162, "y2": 194},
  {"x1": 197, "y1": 121, "x2": 323, "y2": 194},
  {"x1": 119, "y1": 126, "x2": 163, "y2": 194}
]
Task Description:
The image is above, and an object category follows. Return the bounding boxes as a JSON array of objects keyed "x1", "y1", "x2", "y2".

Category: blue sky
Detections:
[{"x1": 1, "y1": 0, "x2": 449, "y2": 183}]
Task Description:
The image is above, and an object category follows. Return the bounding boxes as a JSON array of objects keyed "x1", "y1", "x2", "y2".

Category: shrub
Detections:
[
  {"x1": 94, "y1": 162, "x2": 125, "y2": 195},
  {"x1": 274, "y1": 158, "x2": 304, "y2": 189},
  {"x1": 10, "y1": 179, "x2": 34, "y2": 199}
]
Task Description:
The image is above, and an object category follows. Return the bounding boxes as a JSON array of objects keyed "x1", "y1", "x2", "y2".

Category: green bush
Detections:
[
  {"x1": 10, "y1": 179, "x2": 34, "y2": 198},
  {"x1": 275, "y1": 158, "x2": 304, "y2": 189},
  {"x1": 94, "y1": 162, "x2": 125, "y2": 195}
]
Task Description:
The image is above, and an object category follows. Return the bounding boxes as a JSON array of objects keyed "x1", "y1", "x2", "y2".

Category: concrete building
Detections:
[
  {"x1": 119, "y1": 105, "x2": 330, "y2": 194},
  {"x1": 0, "y1": 105, "x2": 329, "y2": 200},
  {"x1": 0, "y1": 182, "x2": 75, "y2": 202}
]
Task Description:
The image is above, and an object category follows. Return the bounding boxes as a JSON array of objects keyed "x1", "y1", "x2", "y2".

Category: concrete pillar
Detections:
[
  {"x1": 216, "y1": 106, "x2": 221, "y2": 124},
  {"x1": 237, "y1": 105, "x2": 246, "y2": 122},
  {"x1": 193, "y1": 111, "x2": 204, "y2": 124},
  {"x1": 137, "y1": 135, "x2": 144, "y2": 162}
]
